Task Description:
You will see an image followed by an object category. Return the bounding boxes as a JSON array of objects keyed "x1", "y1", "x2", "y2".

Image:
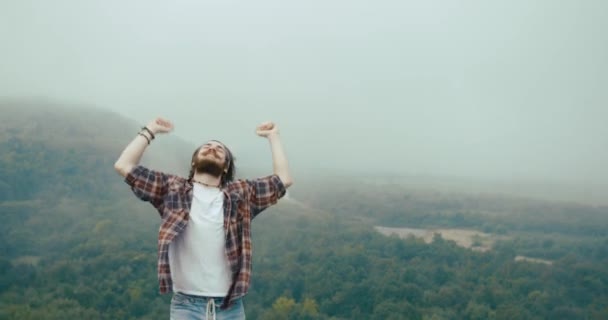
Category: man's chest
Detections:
[{"x1": 161, "y1": 186, "x2": 245, "y2": 238}]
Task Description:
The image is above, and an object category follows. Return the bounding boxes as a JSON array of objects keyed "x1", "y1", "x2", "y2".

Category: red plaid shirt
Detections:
[{"x1": 124, "y1": 165, "x2": 286, "y2": 309}]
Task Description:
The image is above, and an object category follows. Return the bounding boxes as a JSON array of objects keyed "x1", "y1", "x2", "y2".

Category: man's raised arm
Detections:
[
  {"x1": 256, "y1": 121, "x2": 293, "y2": 188},
  {"x1": 114, "y1": 118, "x2": 174, "y2": 177}
]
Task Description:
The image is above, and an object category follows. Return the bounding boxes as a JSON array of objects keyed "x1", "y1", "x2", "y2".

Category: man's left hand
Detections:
[{"x1": 256, "y1": 121, "x2": 279, "y2": 137}]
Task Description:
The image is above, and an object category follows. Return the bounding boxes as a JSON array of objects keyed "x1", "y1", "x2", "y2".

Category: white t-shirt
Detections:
[{"x1": 168, "y1": 184, "x2": 231, "y2": 296}]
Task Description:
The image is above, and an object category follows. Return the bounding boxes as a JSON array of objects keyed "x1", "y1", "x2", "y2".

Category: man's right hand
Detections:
[
  {"x1": 147, "y1": 118, "x2": 174, "y2": 134},
  {"x1": 114, "y1": 117, "x2": 174, "y2": 178}
]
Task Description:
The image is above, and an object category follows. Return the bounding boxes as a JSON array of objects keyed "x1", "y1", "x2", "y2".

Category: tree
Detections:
[{"x1": 262, "y1": 296, "x2": 297, "y2": 320}]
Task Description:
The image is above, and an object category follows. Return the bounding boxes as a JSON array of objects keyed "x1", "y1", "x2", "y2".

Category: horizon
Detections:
[{"x1": 3, "y1": 96, "x2": 608, "y2": 207}]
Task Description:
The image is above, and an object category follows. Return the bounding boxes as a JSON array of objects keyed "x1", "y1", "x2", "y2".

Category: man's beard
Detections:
[{"x1": 194, "y1": 158, "x2": 224, "y2": 177}]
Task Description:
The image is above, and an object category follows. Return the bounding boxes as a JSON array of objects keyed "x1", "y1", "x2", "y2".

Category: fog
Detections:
[{"x1": 1, "y1": 0, "x2": 607, "y2": 202}]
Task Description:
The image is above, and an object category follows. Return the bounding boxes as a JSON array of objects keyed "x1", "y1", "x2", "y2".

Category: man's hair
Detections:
[{"x1": 187, "y1": 140, "x2": 236, "y2": 187}]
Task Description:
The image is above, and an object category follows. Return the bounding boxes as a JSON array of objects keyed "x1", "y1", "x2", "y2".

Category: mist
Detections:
[{"x1": 1, "y1": 0, "x2": 607, "y2": 202}]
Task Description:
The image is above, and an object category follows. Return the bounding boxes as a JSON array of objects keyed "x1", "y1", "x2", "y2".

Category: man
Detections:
[{"x1": 114, "y1": 118, "x2": 293, "y2": 320}]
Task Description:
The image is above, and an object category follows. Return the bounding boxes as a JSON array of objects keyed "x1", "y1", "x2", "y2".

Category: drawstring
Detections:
[{"x1": 206, "y1": 298, "x2": 216, "y2": 320}]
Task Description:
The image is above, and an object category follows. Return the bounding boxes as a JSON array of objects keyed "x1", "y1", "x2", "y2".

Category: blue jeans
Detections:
[{"x1": 170, "y1": 292, "x2": 246, "y2": 320}]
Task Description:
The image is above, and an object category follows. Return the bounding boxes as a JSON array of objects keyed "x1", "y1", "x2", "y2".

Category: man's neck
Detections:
[{"x1": 192, "y1": 173, "x2": 222, "y2": 188}]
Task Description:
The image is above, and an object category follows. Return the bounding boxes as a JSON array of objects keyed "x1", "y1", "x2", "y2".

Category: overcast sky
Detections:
[{"x1": 1, "y1": 0, "x2": 607, "y2": 187}]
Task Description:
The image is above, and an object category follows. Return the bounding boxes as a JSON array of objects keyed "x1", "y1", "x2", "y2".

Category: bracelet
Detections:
[
  {"x1": 138, "y1": 132, "x2": 151, "y2": 145},
  {"x1": 141, "y1": 127, "x2": 156, "y2": 140}
]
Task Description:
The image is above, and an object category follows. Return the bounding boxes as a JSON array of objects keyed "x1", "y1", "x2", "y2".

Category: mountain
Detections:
[
  {"x1": 1, "y1": 99, "x2": 607, "y2": 320},
  {"x1": 0, "y1": 99, "x2": 195, "y2": 200},
  {"x1": 0, "y1": 99, "x2": 198, "y2": 262},
  {"x1": 0, "y1": 99, "x2": 334, "y2": 319}
]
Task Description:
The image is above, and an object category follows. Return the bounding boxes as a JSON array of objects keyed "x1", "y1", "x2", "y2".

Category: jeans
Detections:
[{"x1": 170, "y1": 292, "x2": 246, "y2": 320}]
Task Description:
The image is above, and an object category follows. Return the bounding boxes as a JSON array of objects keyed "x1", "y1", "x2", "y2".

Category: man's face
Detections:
[{"x1": 192, "y1": 141, "x2": 228, "y2": 177}]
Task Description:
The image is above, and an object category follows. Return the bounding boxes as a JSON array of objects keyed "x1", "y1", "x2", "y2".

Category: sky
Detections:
[{"x1": 1, "y1": 0, "x2": 607, "y2": 192}]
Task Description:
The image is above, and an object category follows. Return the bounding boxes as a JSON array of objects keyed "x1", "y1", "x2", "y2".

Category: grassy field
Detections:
[{"x1": 374, "y1": 225, "x2": 558, "y2": 265}]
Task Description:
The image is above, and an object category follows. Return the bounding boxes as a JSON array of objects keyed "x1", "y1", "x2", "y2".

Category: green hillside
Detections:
[
  {"x1": 0, "y1": 99, "x2": 193, "y2": 200},
  {"x1": 1, "y1": 100, "x2": 607, "y2": 319}
]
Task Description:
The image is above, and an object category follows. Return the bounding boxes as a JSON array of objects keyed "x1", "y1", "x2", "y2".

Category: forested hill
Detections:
[
  {"x1": 2, "y1": 100, "x2": 608, "y2": 319},
  {"x1": 0, "y1": 99, "x2": 196, "y2": 267},
  {"x1": 0, "y1": 99, "x2": 197, "y2": 200}
]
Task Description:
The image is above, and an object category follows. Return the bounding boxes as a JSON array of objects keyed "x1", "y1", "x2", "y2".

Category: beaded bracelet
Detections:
[
  {"x1": 138, "y1": 132, "x2": 151, "y2": 145},
  {"x1": 141, "y1": 126, "x2": 156, "y2": 140}
]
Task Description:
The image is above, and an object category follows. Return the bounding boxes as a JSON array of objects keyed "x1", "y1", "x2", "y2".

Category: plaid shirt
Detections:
[{"x1": 124, "y1": 165, "x2": 286, "y2": 309}]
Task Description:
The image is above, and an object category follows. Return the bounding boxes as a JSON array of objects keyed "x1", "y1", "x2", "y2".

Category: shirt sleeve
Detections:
[
  {"x1": 124, "y1": 165, "x2": 172, "y2": 214},
  {"x1": 247, "y1": 174, "x2": 287, "y2": 219}
]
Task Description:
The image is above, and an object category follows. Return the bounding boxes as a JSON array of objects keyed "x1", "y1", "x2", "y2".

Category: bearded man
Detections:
[{"x1": 114, "y1": 118, "x2": 293, "y2": 320}]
